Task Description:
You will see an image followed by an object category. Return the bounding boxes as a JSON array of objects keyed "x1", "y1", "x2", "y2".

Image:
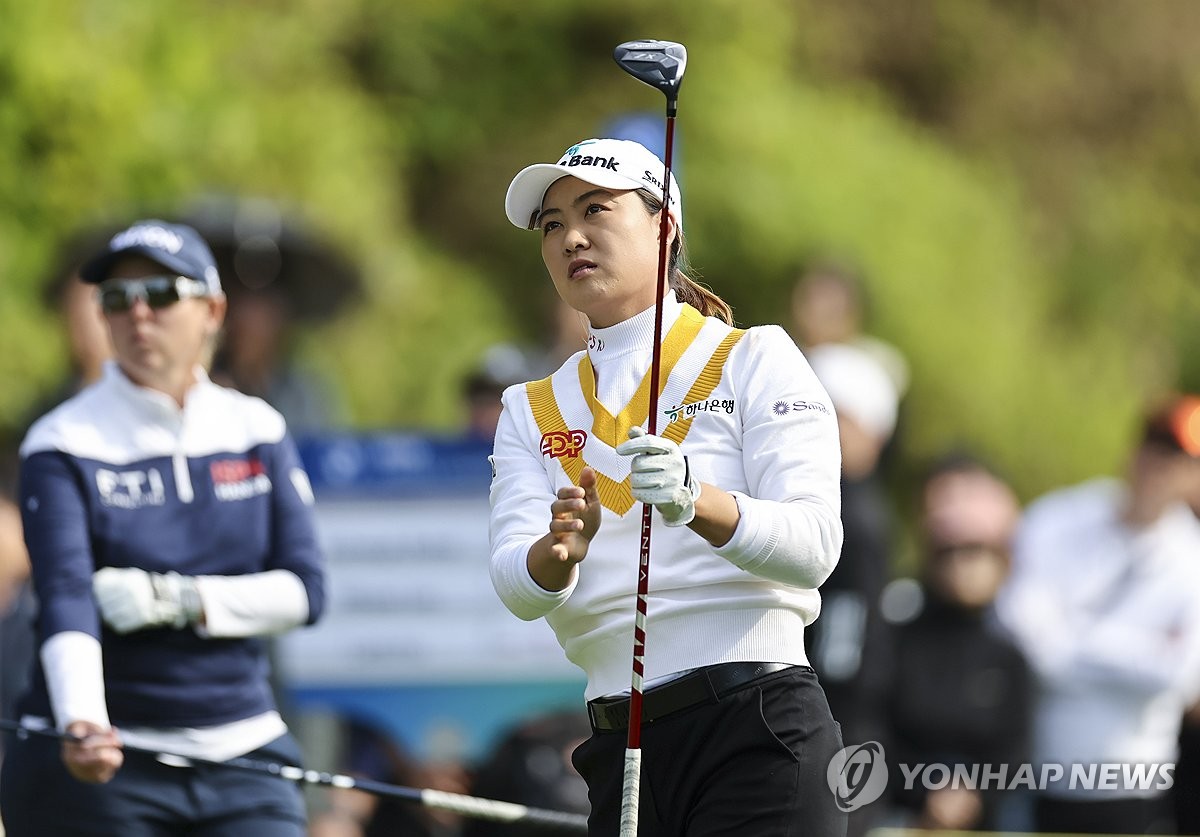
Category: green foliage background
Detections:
[{"x1": 2, "y1": 0, "x2": 1198, "y2": 506}]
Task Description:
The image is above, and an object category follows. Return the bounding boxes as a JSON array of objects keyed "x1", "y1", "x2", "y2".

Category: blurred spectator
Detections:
[
  {"x1": 462, "y1": 299, "x2": 587, "y2": 443},
  {"x1": 1180, "y1": 416, "x2": 1200, "y2": 833},
  {"x1": 790, "y1": 262, "x2": 909, "y2": 403},
  {"x1": 803, "y1": 342, "x2": 900, "y2": 744},
  {"x1": 19, "y1": 227, "x2": 117, "y2": 426},
  {"x1": 1177, "y1": 701, "x2": 1200, "y2": 836},
  {"x1": 308, "y1": 716, "x2": 469, "y2": 837},
  {"x1": 807, "y1": 341, "x2": 899, "y2": 481},
  {"x1": 995, "y1": 394, "x2": 1200, "y2": 835},
  {"x1": 527, "y1": 296, "x2": 589, "y2": 379},
  {"x1": 461, "y1": 708, "x2": 591, "y2": 837},
  {"x1": 186, "y1": 195, "x2": 361, "y2": 434},
  {"x1": 492, "y1": 296, "x2": 590, "y2": 388},
  {"x1": 790, "y1": 262, "x2": 910, "y2": 774},
  {"x1": 883, "y1": 453, "x2": 1032, "y2": 832},
  {"x1": 1, "y1": 226, "x2": 114, "y2": 759},
  {"x1": 1174, "y1": 413, "x2": 1200, "y2": 837},
  {"x1": 803, "y1": 341, "x2": 900, "y2": 837},
  {"x1": 461, "y1": 344, "x2": 536, "y2": 443},
  {"x1": 210, "y1": 284, "x2": 345, "y2": 433},
  {"x1": 0, "y1": 495, "x2": 35, "y2": 756},
  {"x1": 53, "y1": 279, "x2": 113, "y2": 394}
]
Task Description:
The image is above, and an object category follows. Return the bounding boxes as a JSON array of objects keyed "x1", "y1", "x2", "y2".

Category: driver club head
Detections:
[{"x1": 613, "y1": 40, "x2": 687, "y2": 102}]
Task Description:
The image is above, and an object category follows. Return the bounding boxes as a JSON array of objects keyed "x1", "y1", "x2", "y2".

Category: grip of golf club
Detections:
[{"x1": 619, "y1": 747, "x2": 642, "y2": 836}]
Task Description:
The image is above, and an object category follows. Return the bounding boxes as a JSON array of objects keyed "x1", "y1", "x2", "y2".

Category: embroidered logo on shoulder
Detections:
[
  {"x1": 96, "y1": 468, "x2": 166, "y2": 509},
  {"x1": 541, "y1": 429, "x2": 587, "y2": 459},
  {"x1": 210, "y1": 458, "x2": 273, "y2": 502},
  {"x1": 664, "y1": 398, "x2": 736, "y2": 424},
  {"x1": 775, "y1": 399, "x2": 832, "y2": 417}
]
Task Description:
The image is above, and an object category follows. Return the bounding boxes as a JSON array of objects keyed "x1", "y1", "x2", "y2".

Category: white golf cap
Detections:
[
  {"x1": 806, "y1": 342, "x2": 900, "y2": 441},
  {"x1": 505, "y1": 138, "x2": 682, "y2": 230}
]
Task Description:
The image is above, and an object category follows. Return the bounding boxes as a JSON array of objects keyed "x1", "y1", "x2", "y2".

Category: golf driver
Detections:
[
  {"x1": 612, "y1": 37, "x2": 687, "y2": 837},
  {"x1": 0, "y1": 719, "x2": 588, "y2": 833}
]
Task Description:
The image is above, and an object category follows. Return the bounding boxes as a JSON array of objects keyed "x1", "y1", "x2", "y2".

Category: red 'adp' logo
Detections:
[{"x1": 541, "y1": 429, "x2": 587, "y2": 459}]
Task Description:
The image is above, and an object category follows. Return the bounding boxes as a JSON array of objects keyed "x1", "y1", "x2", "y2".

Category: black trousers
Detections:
[
  {"x1": 0, "y1": 731, "x2": 307, "y2": 837},
  {"x1": 572, "y1": 665, "x2": 847, "y2": 837},
  {"x1": 1034, "y1": 793, "x2": 1176, "y2": 835}
]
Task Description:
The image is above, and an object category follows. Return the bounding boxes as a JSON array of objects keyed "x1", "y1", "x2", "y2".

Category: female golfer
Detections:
[
  {"x1": 1, "y1": 220, "x2": 326, "y2": 836},
  {"x1": 490, "y1": 138, "x2": 847, "y2": 835}
]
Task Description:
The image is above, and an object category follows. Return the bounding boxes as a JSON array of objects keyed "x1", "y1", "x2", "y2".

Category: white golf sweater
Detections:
[{"x1": 489, "y1": 295, "x2": 843, "y2": 700}]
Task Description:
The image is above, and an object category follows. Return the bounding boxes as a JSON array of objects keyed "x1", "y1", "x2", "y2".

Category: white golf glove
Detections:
[
  {"x1": 92, "y1": 567, "x2": 203, "y2": 633},
  {"x1": 615, "y1": 427, "x2": 701, "y2": 527}
]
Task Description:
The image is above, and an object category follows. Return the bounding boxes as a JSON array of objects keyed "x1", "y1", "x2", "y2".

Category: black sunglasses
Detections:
[{"x1": 97, "y1": 276, "x2": 211, "y2": 313}]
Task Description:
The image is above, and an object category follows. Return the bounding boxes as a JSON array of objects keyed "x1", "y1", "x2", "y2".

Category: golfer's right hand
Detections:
[
  {"x1": 63, "y1": 720, "x2": 123, "y2": 784},
  {"x1": 548, "y1": 467, "x2": 601, "y2": 564}
]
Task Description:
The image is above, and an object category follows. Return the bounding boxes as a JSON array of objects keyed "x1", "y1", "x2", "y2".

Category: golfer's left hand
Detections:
[
  {"x1": 63, "y1": 721, "x2": 123, "y2": 784},
  {"x1": 615, "y1": 427, "x2": 701, "y2": 527}
]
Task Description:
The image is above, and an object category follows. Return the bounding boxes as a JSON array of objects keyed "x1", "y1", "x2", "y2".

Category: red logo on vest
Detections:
[
  {"x1": 210, "y1": 458, "x2": 265, "y2": 484},
  {"x1": 541, "y1": 429, "x2": 587, "y2": 459}
]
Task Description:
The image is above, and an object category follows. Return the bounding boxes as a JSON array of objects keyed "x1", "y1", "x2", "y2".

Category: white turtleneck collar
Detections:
[
  {"x1": 585, "y1": 291, "x2": 685, "y2": 365},
  {"x1": 582, "y1": 292, "x2": 686, "y2": 414},
  {"x1": 103, "y1": 359, "x2": 212, "y2": 415}
]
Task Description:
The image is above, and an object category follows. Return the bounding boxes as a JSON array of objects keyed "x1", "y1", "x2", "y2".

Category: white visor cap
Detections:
[
  {"x1": 806, "y1": 342, "x2": 900, "y2": 442},
  {"x1": 505, "y1": 138, "x2": 682, "y2": 231}
]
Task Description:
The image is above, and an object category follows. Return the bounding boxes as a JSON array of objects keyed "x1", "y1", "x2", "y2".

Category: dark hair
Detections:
[
  {"x1": 635, "y1": 191, "x2": 734, "y2": 325},
  {"x1": 920, "y1": 449, "x2": 1008, "y2": 489},
  {"x1": 792, "y1": 259, "x2": 865, "y2": 296}
]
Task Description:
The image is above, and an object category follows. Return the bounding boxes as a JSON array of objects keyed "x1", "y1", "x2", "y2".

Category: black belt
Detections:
[{"x1": 587, "y1": 662, "x2": 796, "y2": 732}]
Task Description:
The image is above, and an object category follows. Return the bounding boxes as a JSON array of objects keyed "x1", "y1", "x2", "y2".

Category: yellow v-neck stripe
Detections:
[
  {"x1": 526, "y1": 316, "x2": 747, "y2": 517},
  {"x1": 578, "y1": 304, "x2": 706, "y2": 448},
  {"x1": 661, "y1": 328, "x2": 746, "y2": 445},
  {"x1": 526, "y1": 377, "x2": 635, "y2": 513}
]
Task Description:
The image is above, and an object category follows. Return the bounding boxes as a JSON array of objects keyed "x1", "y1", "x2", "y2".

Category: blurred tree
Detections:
[{"x1": 0, "y1": 0, "x2": 1197, "y2": 505}]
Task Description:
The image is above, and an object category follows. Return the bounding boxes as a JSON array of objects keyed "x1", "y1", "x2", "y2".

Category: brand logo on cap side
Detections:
[
  {"x1": 642, "y1": 169, "x2": 677, "y2": 206},
  {"x1": 564, "y1": 140, "x2": 601, "y2": 156},
  {"x1": 111, "y1": 224, "x2": 184, "y2": 255}
]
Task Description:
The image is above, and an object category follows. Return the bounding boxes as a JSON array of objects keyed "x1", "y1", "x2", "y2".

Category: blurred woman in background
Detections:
[{"x1": 0, "y1": 220, "x2": 326, "y2": 836}]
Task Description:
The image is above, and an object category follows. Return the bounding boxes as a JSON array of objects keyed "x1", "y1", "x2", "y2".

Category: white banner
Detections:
[{"x1": 278, "y1": 495, "x2": 579, "y2": 687}]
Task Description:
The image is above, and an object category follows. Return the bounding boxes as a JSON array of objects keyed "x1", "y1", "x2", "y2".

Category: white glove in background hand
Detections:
[
  {"x1": 92, "y1": 567, "x2": 203, "y2": 634},
  {"x1": 615, "y1": 427, "x2": 701, "y2": 527}
]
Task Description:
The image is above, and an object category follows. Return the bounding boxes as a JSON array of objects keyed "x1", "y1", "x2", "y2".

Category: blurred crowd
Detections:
[{"x1": 0, "y1": 212, "x2": 1198, "y2": 837}]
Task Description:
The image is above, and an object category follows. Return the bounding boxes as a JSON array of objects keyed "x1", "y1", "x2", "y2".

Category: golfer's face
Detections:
[
  {"x1": 102, "y1": 255, "x2": 224, "y2": 392},
  {"x1": 538, "y1": 176, "x2": 672, "y2": 329}
]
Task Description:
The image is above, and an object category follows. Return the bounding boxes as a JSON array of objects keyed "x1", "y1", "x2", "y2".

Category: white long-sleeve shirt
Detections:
[
  {"x1": 995, "y1": 478, "x2": 1200, "y2": 796},
  {"x1": 489, "y1": 295, "x2": 843, "y2": 700}
]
